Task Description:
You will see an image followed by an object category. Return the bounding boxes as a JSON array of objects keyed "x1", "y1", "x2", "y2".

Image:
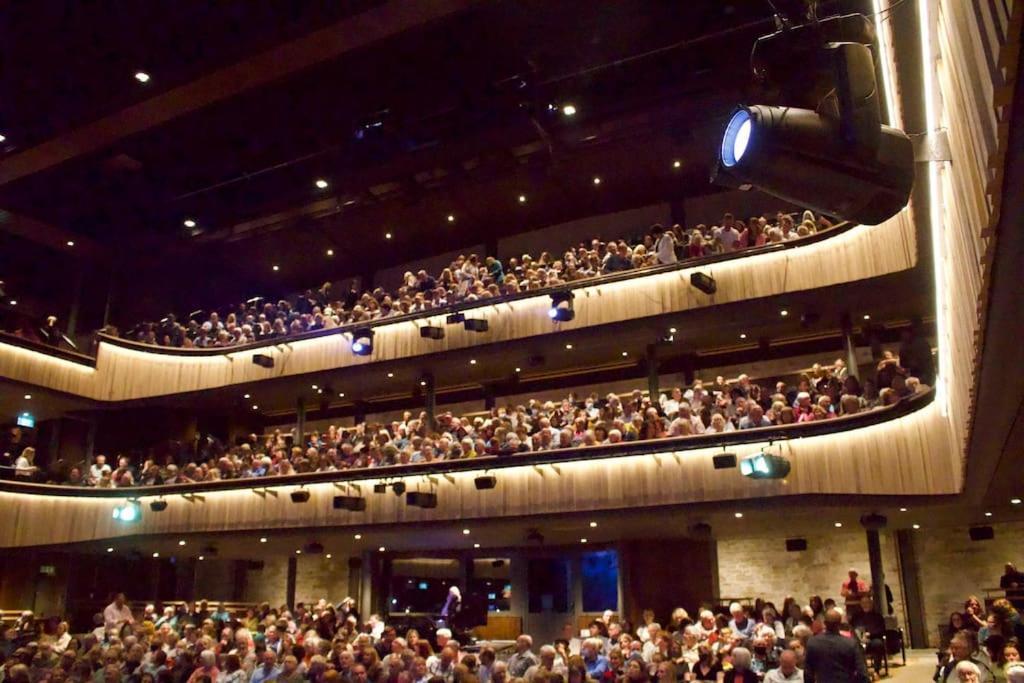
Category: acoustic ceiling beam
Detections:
[{"x1": 0, "y1": 0, "x2": 474, "y2": 188}]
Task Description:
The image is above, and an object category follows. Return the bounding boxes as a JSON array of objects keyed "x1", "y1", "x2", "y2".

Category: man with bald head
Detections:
[
  {"x1": 804, "y1": 609, "x2": 869, "y2": 683},
  {"x1": 764, "y1": 649, "x2": 803, "y2": 682}
]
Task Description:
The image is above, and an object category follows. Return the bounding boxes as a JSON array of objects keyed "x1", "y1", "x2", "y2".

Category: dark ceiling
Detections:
[{"x1": 0, "y1": 0, "x2": 875, "y2": 327}]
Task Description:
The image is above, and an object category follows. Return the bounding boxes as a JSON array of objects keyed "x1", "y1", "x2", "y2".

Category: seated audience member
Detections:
[{"x1": 763, "y1": 649, "x2": 803, "y2": 683}]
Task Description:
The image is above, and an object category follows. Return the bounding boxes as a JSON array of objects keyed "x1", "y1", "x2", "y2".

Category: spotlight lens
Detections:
[
  {"x1": 352, "y1": 342, "x2": 364, "y2": 353},
  {"x1": 548, "y1": 308, "x2": 559, "y2": 319},
  {"x1": 721, "y1": 109, "x2": 753, "y2": 168}
]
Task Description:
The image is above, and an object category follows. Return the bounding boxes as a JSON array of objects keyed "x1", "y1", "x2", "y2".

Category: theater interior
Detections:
[{"x1": 0, "y1": 1, "x2": 1022, "y2": 681}]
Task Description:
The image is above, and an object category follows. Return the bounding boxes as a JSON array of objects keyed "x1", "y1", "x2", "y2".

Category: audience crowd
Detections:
[
  {"x1": 5, "y1": 350, "x2": 932, "y2": 487},
  {"x1": 124, "y1": 211, "x2": 834, "y2": 349}
]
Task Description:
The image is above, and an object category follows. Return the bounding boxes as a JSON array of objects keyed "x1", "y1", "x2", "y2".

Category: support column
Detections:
[
  {"x1": 347, "y1": 557, "x2": 363, "y2": 606},
  {"x1": 840, "y1": 314, "x2": 861, "y2": 379},
  {"x1": 645, "y1": 344, "x2": 660, "y2": 400},
  {"x1": 895, "y1": 528, "x2": 928, "y2": 647},
  {"x1": 84, "y1": 417, "x2": 97, "y2": 467},
  {"x1": 295, "y1": 398, "x2": 306, "y2": 448},
  {"x1": 66, "y1": 265, "x2": 85, "y2": 340},
  {"x1": 423, "y1": 374, "x2": 437, "y2": 432},
  {"x1": 861, "y1": 514, "x2": 888, "y2": 612},
  {"x1": 286, "y1": 556, "x2": 298, "y2": 610},
  {"x1": 102, "y1": 268, "x2": 116, "y2": 328}
]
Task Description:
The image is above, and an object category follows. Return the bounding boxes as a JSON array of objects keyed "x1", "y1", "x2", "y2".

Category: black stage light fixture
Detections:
[
  {"x1": 290, "y1": 489, "x2": 311, "y2": 503},
  {"x1": 549, "y1": 292, "x2": 575, "y2": 322},
  {"x1": 740, "y1": 452, "x2": 791, "y2": 479},
  {"x1": 446, "y1": 313, "x2": 465, "y2": 325},
  {"x1": 373, "y1": 483, "x2": 388, "y2": 494},
  {"x1": 690, "y1": 272, "x2": 717, "y2": 295},
  {"x1": 333, "y1": 495, "x2": 367, "y2": 512},
  {"x1": 713, "y1": 19, "x2": 913, "y2": 225},
  {"x1": 252, "y1": 354, "x2": 274, "y2": 368},
  {"x1": 474, "y1": 475, "x2": 497, "y2": 490},
  {"x1": 712, "y1": 453, "x2": 738, "y2": 469},
  {"x1": 304, "y1": 541, "x2": 324, "y2": 554},
  {"x1": 406, "y1": 491, "x2": 438, "y2": 508},
  {"x1": 150, "y1": 500, "x2": 168, "y2": 512},
  {"x1": 420, "y1": 325, "x2": 445, "y2": 340},
  {"x1": 351, "y1": 328, "x2": 374, "y2": 355},
  {"x1": 969, "y1": 526, "x2": 995, "y2": 541},
  {"x1": 463, "y1": 318, "x2": 488, "y2": 333},
  {"x1": 800, "y1": 311, "x2": 821, "y2": 327},
  {"x1": 786, "y1": 538, "x2": 808, "y2": 552},
  {"x1": 392, "y1": 482, "x2": 407, "y2": 496}
]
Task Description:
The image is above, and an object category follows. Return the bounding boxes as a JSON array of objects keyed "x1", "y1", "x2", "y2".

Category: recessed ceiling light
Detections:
[
  {"x1": 739, "y1": 333, "x2": 747, "y2": 339},
  {"x1": 863, "y1": 314, "x2": 871, "y2": 320},
  {"x1": 912, "y1": 524, "x2": 921, "y2": 529},
  {"x1": 198, "y1": 555, "x2": 205, "y2": 561},
  {"x1": 183, "y1": 219, "x2": 196, "y2": 228},
  {"x1": 135, "y1": 71, "x2": 151, "y2": 83},
  {"x1": 1012, "y1": 498, "x2": 1022, "y2": 505},
  {"x1": 243, "y1": 393, "x2": 251, "y2": 399},
  {"x1": 563, "y1": 104, "x2": 577, "y2": 116},
  {"x1": 985, "y1": 512, "x2": 993, "y2": 517},
  {"x1": 326, "y1": 249, "x2": 334, "y2": 257},
  {"x1": 385, "y1": 232, "x2": 393, "y2": 240},
  {"x1": 387, "y1": 372, "x2": 394, "y2": 378},
  {"x1": 9, "y1": 300, "x2": 16, "y2": 306},
  {"x1": 580, "y1": 538, "x2": 588, "y2": 544},
  {"x1": 354, "y1": 534, "x2": 362, "y2": 540},
  {"x1": 260, "y1": 537, "x2": 268, "y2": 543},
  {"x1": 834, "y1": 522, "x2": 843, "y2": 528},
  {"x1": 515, "y1": 367, "x2": 521, "y2": 373},
  {"x1": 899, "y1": 507, "x2": 908, "y2": 512},
  {"x1": 295, "y1": 549, "x2": 302, "y2": 555},
  {"x1": 378, "y1": 546, "x2": 386, "y2": 552},
  {"x1": 469, "y1": 359, "x2": 477, "y2": 365},
  {"x1": 106, "y1": 547, "x2": 114, "y2": 553},
  {"x1": 178, "y1": 540, "x2": 186, "y2": 546},
  {"x1": 447, "y1": 214, "x2": 455, "y2": 223},
  {"x1": 592, "y1": 176, "x2": 602, "y2": 185},
  {"x1": 312, "y1": 384, "x2": 318, "y2": 390},
  {"x1": 66, "y1": 240, "x2": 75, "y2": 247},
  {"x1": 0, "y1": 133, "x2": 6, "y2": 143},
  {"x1": 315, "y1": 179, "x2": 329, "y2": 189},
  {"x1": 152, "y1": 552, "x2": 160, "y2": 558},
  {"x1": 669, "y1": 327, "x2": 677, "y2": 334},
  {"x1": 734, "y1": 512, "x2": 744, "y2": 518},
  {"x1": 673, "y1": 160, "x2": 682, "y2": 168},
  {"x1": 326, "y1": 553, "x2": 332, "y2": 559},
  {"x1": 24, "y1": 394, "x2": 31, "y2": 400},
  {"x1": 252, "y1": 405, "x2": 259, "y2": 410},
  {"x1": 272, "y1": 265, "x2": 279, "y2": 271},
  {"x1": 621, "y1": 351, "x2": 628, "y2": 357},
  {"x1": 473, "y1": 543, "x2": 480, "y2": 549},
  {"x1": 589, "y1": 521, "x2": 598, "y2": 528},
  {"x1": 518, "y1": 194, "x2": 527, "y2": 203},
  {"x1": 338, "y1": 392, "x2": 345, "y2": 398},
  {"x1": 780, "y1": 309, "x2": 789, "y2": 317},
  {"x1": 462, "y1": 529, "x2": 471, "y2": 535},
  {"x1": 420, "y1": 380, "x2": 427, "y2": 386},
  {"x1": 565, "y1": 343, "x2": 573, "y2": 350}
]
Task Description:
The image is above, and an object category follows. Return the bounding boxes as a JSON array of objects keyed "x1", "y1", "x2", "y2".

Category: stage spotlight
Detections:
[
  {"x1": 446, "y1": 313, "x2": 465, "y2": 325},
  {"x1": 373, "y1": 482, "x2": 388, "y2": 494},
  {"x1": 290, "y1": 490, "x2": 311, "y2": 503},
  {"x1": 392, "y1": 482, "x2": 407, "y2": 496},
  {"x1": 150, "y1": 500, "x2": 168, "y2": 512},
  {"x1": 406, "y1": 491, "x2": 438, "y2": 508},
  {"x1": 351, "y1": 328, "x2": 374, "y2": 355},
  {"x1": 739, "y1": 452, "x2": 791, "y2": 479},
  {"x1": 463, "y1": 318, "x2": 488, "y2": 333},
  {"x1": 690, "y1": 272, "x2": 717, "y2": 295},
  {"x1": 474, "y1": 475, "x2": 497, "y2": 490},
  {"x1": 112, "y1": 502, "x2": 142, "y2": 523},
  {"x1": 549, "y1": 292, "x2": 575, "y2": 322},
  {"x1": 304, "y1": 541, "x2": 325, "y2": 554},
  {"x1": 420, "y1": 326, "x2": 445, "y2": 340},
  {"x1": 713, "y1": 43, "x2": 913, "y2": 225},
  {"x1": 333, "y1": 495, "x2": 367, "y2": 511}
]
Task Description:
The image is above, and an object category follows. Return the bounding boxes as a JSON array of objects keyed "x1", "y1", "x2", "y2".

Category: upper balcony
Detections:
[{"x1": 0, "y1": 210, "x2": 916, "y2": 404}]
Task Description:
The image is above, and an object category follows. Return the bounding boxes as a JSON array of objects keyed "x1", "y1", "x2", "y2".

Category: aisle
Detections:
[{"x1": 887, "y1": 649, "x2": 938, "y2": 682}]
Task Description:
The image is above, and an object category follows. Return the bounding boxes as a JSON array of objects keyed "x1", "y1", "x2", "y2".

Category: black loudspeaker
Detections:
[
  {"x1": 713, "y1": 453, "x2": 738, "y2": 469},
  {"x1": 252, "y1": 354, "x2": 274, "y2": 368},
  {"x1": 246, "y1": 560, "x2": 265, "y2": 570},
  {"x1": 786, "y1": 538, "x2": 808, "y2": 552},
  {"x1": 290, "y1": 490, "x2": 311, "y2": 503},
  {"x1": 150, "y1": 500, "x2": 168, "y2": 512},
  {"x1": 474, "y1": 475, "x2": 497, "y2": 490},
  {"x1": 689, "y1": 272, "x2": 717, "y2": 295},
  {"x1": 406, "y1": 491, "x2": 438, "y2": 508},
  {"x1": 463, "y1": 318, "x2": 488, "y2": 333},
  {"x1": 969, "y1": 526, "x2": 994, "y2": 541},
  {"x1": 333, "y1": 495, "x2": 367, "y2": 511},
  {"x1": 420, "y1": 326, "x2": 445, "y2": 340}
]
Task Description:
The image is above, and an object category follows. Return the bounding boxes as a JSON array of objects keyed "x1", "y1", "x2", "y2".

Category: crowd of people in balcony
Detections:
[
  {"x1": 5, "y1": 350, "x2": 932, "y2": 488},
  {"x1": 123, "y1": 211, "x2": 834, "y2": 349},
  {"x1": 5, "y1": 575, "x2": 1023, "y2": 683}
]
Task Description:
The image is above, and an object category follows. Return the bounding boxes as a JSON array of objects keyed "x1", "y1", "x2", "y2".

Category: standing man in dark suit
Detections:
[{"x1": 804, "y1": 609, "x2": 870, "y2": 683}]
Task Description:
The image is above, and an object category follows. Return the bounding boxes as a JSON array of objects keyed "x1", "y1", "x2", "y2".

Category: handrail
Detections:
[
  {"x1": 95, "y1": 222, "x2": 855, "y2": 357},
  {"x1": 0, "y1": 331, "x2": 97, "y2": 367},
  {"x1": 0, "y1": 387, "x2": 932, "y2": 499}
]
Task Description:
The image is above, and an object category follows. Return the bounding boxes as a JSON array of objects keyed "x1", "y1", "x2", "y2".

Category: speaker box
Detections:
[
  {"x1": 786, "y1": 538, "x2": 808, "y2": 552},
  {"x1": 969, "y1": 526, "x2": 994, "y2": 541},
  {"x1": 333, "y1": 495, "x2": 367, "y2": 511},
  {"x1": 406, "y1": 491, "x2": 438, "y2": 508},
  {"x1": 713, "y1": 453, "x2": 737, "y2": 469},
  {"x1": 252, "y1": 354, "x2": 274, "y2": 368}
]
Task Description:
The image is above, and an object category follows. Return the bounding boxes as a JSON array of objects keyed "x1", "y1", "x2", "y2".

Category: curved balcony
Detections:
[
  {"x1": 0, "y1": 213, "x2": 916, "y2": 402},
  {"x1": 0, "y1": 389, "x2": 959, "y2": 549}
]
